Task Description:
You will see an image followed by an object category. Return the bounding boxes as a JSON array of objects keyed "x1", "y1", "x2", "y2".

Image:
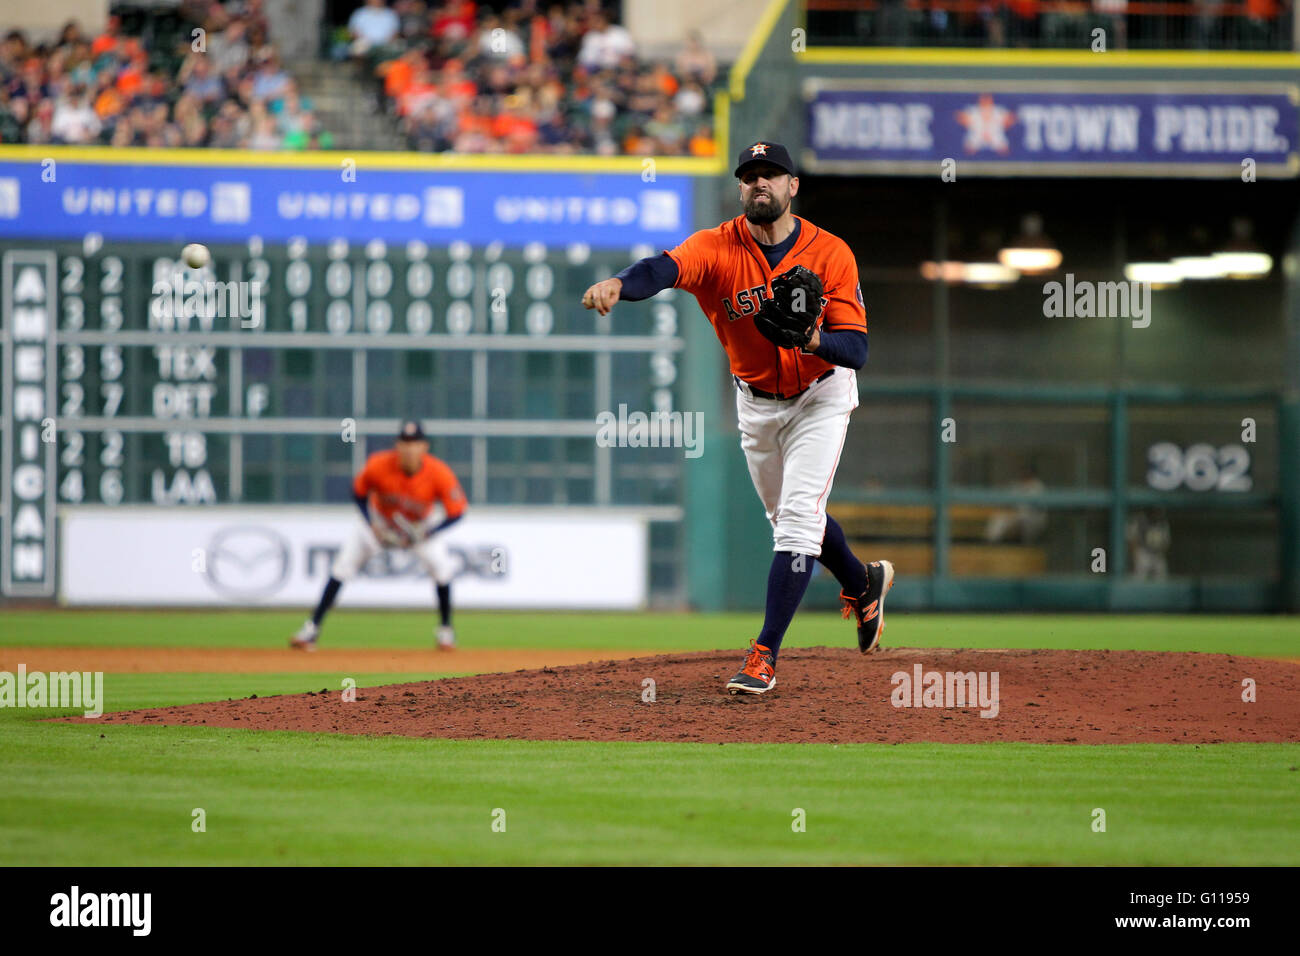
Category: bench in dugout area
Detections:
[{"x1": 829, "y1": 503, "x2": 1048, "y2": 578}]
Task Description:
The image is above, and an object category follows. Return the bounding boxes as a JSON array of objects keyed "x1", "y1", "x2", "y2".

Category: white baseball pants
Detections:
[
  {"x1": 331, "y1": 520, "x2": 457, "y2": 585},
  {"x1": 736, "y1": 368, "x2": 858, "y2": 556}
]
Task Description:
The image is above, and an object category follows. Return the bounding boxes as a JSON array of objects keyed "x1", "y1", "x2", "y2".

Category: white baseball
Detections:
[{"x1": 181, "y1": 243, "x2": 211, "y2": 269}]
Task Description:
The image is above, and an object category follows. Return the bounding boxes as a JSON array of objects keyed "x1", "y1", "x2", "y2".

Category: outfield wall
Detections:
[{"x1": 58, "y1": 505, "x2": 650, "y2": 609}]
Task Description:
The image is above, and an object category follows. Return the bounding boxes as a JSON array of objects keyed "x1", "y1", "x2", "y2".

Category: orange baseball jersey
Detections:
[
  {"x1": 353, "y1": 450, "x2": 466, "y2": 524},
  {"x1": 666, "y1": 215, "x2": 867, "y2": 394}
]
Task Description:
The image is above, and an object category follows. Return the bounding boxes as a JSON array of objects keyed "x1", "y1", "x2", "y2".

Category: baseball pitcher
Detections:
[
  {"x1": 583, "y1": 140, "x2": 894, "y2": 694},
  {"x1": 291, "y1": 420, "x2": 467, "y2": 651}
]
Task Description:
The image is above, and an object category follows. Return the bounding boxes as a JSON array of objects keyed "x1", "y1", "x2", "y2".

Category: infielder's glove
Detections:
[
  {"x1": 754, "y1": 265, "x2": 824, "y2": 350},
  {"x1": 371, "y1": 518, "x2": 413, "y2": 550}
]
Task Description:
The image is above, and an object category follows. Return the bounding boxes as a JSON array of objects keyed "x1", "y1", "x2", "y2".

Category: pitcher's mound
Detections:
[{"x1": 88, "y1": 647, "x2": 1300, "y2": 744}]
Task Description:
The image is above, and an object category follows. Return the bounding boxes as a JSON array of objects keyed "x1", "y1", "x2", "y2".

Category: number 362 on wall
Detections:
[{"x1": 1146, "y1": 443, "x2": 1252, "y2": 492}]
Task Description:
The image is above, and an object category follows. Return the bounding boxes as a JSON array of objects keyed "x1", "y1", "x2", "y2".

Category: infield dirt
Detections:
[{"x1": 82, "y1": 647, "x2": 1300, "y2": 744}]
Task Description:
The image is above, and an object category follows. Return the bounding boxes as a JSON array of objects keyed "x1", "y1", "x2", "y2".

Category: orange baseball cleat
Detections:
[{"x1": 725, "y1": 640, "x2": 777, "y2": 695}]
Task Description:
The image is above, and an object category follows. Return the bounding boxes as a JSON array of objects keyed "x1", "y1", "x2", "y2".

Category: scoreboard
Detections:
[{"x1": 0, "y1": 237, "x2": 690, "y2": 601}]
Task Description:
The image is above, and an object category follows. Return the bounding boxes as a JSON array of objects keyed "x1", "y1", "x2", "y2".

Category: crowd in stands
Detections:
[
  {"x1": 814, "y1": 0, "x2": 1294, "y2": 51},
  {"x1": 0, "y1": 1, "x2": 332, "y2": 148},
  {"x1": 342, "y1": 0, "x2": 720, "y2": 155}
]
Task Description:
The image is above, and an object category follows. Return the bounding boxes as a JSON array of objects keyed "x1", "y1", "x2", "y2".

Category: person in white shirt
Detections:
[
  {"x1": 51, "y1": 90, "x2": 101, "y2": 144},
  {"x1": 349, "y1": 0, "x2": 400, "y2": 54}
]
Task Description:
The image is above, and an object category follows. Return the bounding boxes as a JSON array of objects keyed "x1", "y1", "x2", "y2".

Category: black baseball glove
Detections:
[{"x1": 754, "y1": 265, "x2": 824, "y2": 350}]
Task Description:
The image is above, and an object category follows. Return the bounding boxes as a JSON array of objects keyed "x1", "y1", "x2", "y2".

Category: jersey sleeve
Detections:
[
  {"x1": 434, "y1": 462, "x2": 468, "y2": 519},
  {"x1": 665, "y1": 227, "x2": 721, "y2": 296},
  {"x1": 352, "y1": 455, "x2": 379, "y2": 499},
  {"x1": 819, "y1": 241, "x2": 867, "y2": 334}
]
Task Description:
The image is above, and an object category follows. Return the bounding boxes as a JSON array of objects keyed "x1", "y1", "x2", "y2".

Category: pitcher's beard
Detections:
[{"x1": 744, "y1": 194, "x2": 787, "y2": 224}]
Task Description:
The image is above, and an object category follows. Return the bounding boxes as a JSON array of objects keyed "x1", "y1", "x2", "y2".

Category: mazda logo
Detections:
[{"x1": 204, "y1": 526, "x2": 291, "y2": 601}]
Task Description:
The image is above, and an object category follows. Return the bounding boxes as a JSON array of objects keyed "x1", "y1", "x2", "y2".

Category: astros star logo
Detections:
[
  {"x1": 750, "y1": 143, "x2": 768, "y2": 156},
  {"x1": 956, "y1": 95, "x2": 1015, "y2": 154}
]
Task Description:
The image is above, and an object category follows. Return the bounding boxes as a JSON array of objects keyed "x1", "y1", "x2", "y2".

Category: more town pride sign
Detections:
[{"x1": 805, "y1": 80, "x2": 1300, "y2": 177}]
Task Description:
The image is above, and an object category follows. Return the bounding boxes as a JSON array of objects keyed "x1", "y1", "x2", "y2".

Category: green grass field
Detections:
[{"x1": 2, "y1": 610, "x2": 1298, "y2": 865}]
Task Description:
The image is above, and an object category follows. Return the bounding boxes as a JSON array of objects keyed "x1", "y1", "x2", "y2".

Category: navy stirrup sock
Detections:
[
  {"x1": 436, "y1": 583, "x2": 452, "y2": 627},
  {"x1": 818, "y1": 515, "x2": 868, "y2": 598},
  {"x1": 311, "y1": 577, "x2": 343, "y2": 626},
  {"x1": 756, "y1": 551, "x2": 816, "y2": 660}
]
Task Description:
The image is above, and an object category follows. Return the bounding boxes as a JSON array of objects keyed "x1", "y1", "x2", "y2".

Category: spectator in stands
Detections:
[
  {"x1": 688, "y1": 121, "x2": 715, "y2": 157},
  {"x1": 674, "y1": 79, "x2": 707, "y2": 118},
  {"x1": 432, "y1": 0, "x2": 478, "y2": 42},
  {"x1": 209, "y1": 18, "x2": 251, "y2": 76},
  {"x1": 349, "y1": 0, "x2": 402, "y2": 57},
  {"x1": 577, "y1": 10, "x2": 634, "y2": 70},
  {"x1": 25, "y1": 98, "x2": 55, "y2": 143},
  {"x1": 180, "y1": 54, "x2": 226, "y2": 105},
  {"x1": 58, "y1": 21, "x2": 87, "y2": 50},
  {"x1": 478, "y1": 13, "x2": 526, "y2": 58},
  {"x1": 6, "y1": 0, "x2": 715, "y2": 155},
  {"x1": 283, "y1": 110, "x2": 335, "y2": 149},
  {"x1": 91, "y1": 16, "x2": 123, "y2": 59},
  {"x1": 250, "y1": 50, "x2": 291, "y2": 102},
  {"x1": 173, "y1": 93, "x2": 208, "y2": 146},
  {"x1": 645, "y1": 102, "x2": 686, "y2": 154},
  {"x1": 247, "y1": 103, "x2": 281, "y2": 149},
  {"x1": 51, "y1": 84, "x2": 101, "y2": 143},
  {"x1": 397, "y1": 64, "x2": 439, "y2": 118},
  {"x1": 674, "y1": 30, "x2": 715, "y2": 87}
]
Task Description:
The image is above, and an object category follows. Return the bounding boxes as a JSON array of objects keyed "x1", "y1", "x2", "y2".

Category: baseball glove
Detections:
[
  {"x1": 371, "y1": 515, "x2": 414, "y2": 550},
  {"x1": 754, "y1": 265, "x2": 824, "y2": 350}
]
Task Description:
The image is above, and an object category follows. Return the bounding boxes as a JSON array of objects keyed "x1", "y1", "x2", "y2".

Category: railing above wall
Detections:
[{"x1": 805, "y1": 0, "x2": 1297, "y2": 51}]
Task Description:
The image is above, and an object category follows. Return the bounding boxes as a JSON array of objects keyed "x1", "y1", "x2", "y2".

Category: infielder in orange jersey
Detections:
[
  {"x1": 582, "y1": 140, "x2": 894, "y2": 695},
  {"x1": 291, "y1": 420, "x2": 468, "y2": 652}
]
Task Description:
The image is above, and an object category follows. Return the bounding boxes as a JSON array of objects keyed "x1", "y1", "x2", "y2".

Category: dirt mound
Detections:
[
  {"x1": 83, "y1": 647, "x2": 1300, "y2": 744},
  {"x1": 0, "y1": 646, "x2": 658, "y2": 674}
]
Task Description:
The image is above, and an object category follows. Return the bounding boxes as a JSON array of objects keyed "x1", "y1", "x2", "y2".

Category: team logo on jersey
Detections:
[
  {"x1": 855, "y1": 283, "x2": 864, "y2": 308},
  {"x1": 720, "y1": 283, "x2": 827, "y2": 323},
  {"x1": 720, "y1": 283, "x2": 769, "y2": 321},
  {"x1": 749, "y1": 143, "x2": 768, "y2": 156}
]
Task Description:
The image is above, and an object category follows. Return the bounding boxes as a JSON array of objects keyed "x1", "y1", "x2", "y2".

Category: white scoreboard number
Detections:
[{"x1": 1146, "y1": 442, "x2": 1253, "y2": 492}]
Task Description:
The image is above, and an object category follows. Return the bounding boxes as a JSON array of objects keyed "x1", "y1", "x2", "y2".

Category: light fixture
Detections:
[
  {"x1": 919, "y1": 261, "x2": 1019, "y2": 284},
  {"x1": 998, "y1": 213, "x2": 1062, "y2": 274},
  {"x1": 1212, "y1": 251, "x2": 1272, "y2": 277},
  {"x1": 1123, "y1": 262, "x2": 1183, "y2": 286},
  {"x1": 1212, "y1": 218, "x2": 1272, "y2": 278},
  {"x1": 962, "y1": 262, "x2": 1019, "y2": 285},
  {"x1": 1171, "y1": 255, "x2": 1230, "y2": 280}
]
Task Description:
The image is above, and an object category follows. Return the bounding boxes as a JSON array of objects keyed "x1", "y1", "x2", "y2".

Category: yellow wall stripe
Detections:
[{"x1": 0, "y1": 142, "x2": 725, "y2": 174}]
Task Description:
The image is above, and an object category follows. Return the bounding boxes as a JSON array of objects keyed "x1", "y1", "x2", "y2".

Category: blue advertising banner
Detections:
[
  {"x1": 0, "y1": 160, "x2": 693, "y2": 246},
  {"x1": 805, "y1": 80, "x2": 1300, "y2": 177}
]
